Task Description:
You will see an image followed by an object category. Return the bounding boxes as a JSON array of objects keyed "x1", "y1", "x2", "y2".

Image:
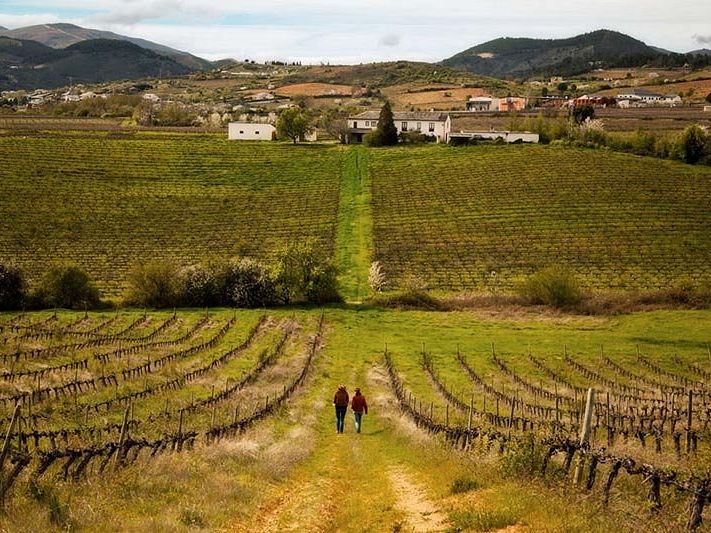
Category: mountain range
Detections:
[
  {"x1": 0, "y1": 37, "x2": 191, "y2": 90},
  {"x1": 1, "y1": 23, "x2": 710, "y2": 91},
  {"x1": 0, "y1": 23, "x2": 210, "y2": 71},
  {"x1": 441, "y1": 29, "x2": 709, "y2": 78}
]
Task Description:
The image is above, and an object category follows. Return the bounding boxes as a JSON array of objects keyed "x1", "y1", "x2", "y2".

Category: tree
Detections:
[
  {"x1": 271, "y1": 238, "x2": 341, "y2": 304},
  {"x1": 320, "y1": 109, "x2": 348, "y2": 143},
  {"x1": 557, "y1": 82, "x2": 569, "y2": 93},
  {"x1": 375, "y1": 101, "x2": 398, "y2": 146},
  {"x1": 0, "y1": 263, "x2": 26, "y2": 310},
  {"x1": 125, "y1": 261, "x2": 180, "y2": 308},
  {"x1": 675, "y1": 124, "x2": 709, "y2": 164},
  {"x1": 35, "y1": 265, "x2": 101, "y2": 310},
  {"x1": 571, "y1": 105, "x2": 595, "y2": 125},
  {"x1": 541, "y1": 87, "x2": 549, "y2": 97},
  {"x1": 705, "y1": 92, "x2": 711, "y2": 104},
  {"x1": 276, "y1": 108, "x2": 312, "y2": 144}
]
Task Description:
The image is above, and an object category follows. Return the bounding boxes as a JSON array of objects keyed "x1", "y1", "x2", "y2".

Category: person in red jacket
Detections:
[
  {"x1": 351, "y1": 388, "x2": 368, "y2": 433},
  {"x1": 333, "y1": 385, "x2": 349, "y2": 434}
]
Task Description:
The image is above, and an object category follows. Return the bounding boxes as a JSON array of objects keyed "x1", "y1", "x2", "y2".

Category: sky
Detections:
[{"x1": 1, "y1": 0, "x2": 711, "y2": 63}]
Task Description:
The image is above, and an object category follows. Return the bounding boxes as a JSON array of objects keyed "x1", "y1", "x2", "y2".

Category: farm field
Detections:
[
  {"x1": 0, "y1": 133, "x2": 343, "y2": 297},
  {"x1": 0, "y1": 308, "x2": 709, "y2": 531},
  {"x1": 369, "y1": 144, "x2": 711, "y2": 292},
  {"x1": 2, "y1": 135, "x2": 711, "y2": 300}
]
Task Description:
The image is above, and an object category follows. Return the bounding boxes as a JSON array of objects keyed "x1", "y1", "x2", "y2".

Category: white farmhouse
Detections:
[
  {"x1": 616, "y1": 88, "x2": 681, "y2": 107},
  {"x1": 228, "y1": 122, "x2": 276, "y2": 141},
  {"x1": 346, "y1": 111, "x2": 451, "y2": 143}
]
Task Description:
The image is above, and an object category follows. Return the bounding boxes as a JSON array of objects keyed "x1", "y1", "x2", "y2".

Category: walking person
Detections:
[
  {"x1": 351, "y1": 388, "x2": 368, "y2": 433},
  {"x1": 333, "y1": 385, "x2": 349, "y2": 434}
]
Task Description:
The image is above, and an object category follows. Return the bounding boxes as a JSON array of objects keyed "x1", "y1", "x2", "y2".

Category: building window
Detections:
[
  {"x1": 255, "y1": 131, "x2": 260, "y2": 134},
  {"x1": 239, "y1": 130, "x2": 244, "y2": 134},
  {"x1": 365, "y1": 121, "x2": 370, "y2": 127},
  {"x1": 372, "y1": 121, "x2": 377, "y2": 127},
  {"x1": 429, "y1": 123, "x2": 435, "y2": 132},
  {"x1": 401, "y1": 122, "x2": 408, "y2": 131},
  {"x1": 353, "y1": 121, "x2": 358, "y2": 128},
  {"x1": 416, "y1": 122, "x2": 421, "y2": 131}
]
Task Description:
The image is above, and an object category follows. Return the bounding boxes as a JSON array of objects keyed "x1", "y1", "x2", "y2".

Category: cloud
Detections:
[
  {"x1": 0, "y1": 13, "x2": 63, "y2": 28},
  {"x1": 379, "y1": 34, "x2": 400, "y2": 47},
  {"x1": 87, "y1": 0, "x2": 189, "y2": 25},
  {"x1": 693, "y1": 34, "x2": 711, "y2": 45}
]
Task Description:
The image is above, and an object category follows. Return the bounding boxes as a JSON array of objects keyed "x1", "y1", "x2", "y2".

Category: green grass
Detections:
[
  {"x1": 369, "y1": 144, "x2": 711, "y2": 292},
  {"x1": 0, "y1": 134, "x2": 343, "y2": 298},
  {"x1": 335, "y1": 146, "x2": 374, "y2": 302}
]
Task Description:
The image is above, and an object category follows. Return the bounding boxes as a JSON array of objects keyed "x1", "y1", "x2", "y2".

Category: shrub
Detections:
[
  {"x1": 220, "y1": 258, "x2": 278, "y2": 308},
  {"x1": 500, "y1": 434, "x2": 543, "y2": 478},
  {"x1": 364, "y1": 130, "x2": 384, "y2": 147},
  {"x1": 450, "y1": 477, "x2": 479, "y2": 494},
  {"x1": 178, "y1": 263, "x2": 220, "y2": 307},
  {"x1": 125, "y1": 261, "x2": 180, "y2": 308},
  {"x1": 0, "y1": 263, "x2": 26, "y2": 310},
  {"x1": 674, "y1": 124, "x2": 710, "y2": 164},
  {"x1": 271, "y1": 239, "x2": 341, "y2": 304},
  {"x1": 34, "y1": 265, "x2": 101, "y2": 310},
  {"x1": 518, "y1": 265, "x2": 582, "y2": 308}
]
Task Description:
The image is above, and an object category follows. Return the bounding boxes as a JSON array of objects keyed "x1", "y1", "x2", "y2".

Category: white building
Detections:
[
  {"x1": 466, "y1": 97, "x2": 497, "y2": 112},
  {"x1": 228, "y1": 122, "x2": 276, "y2": 141},
  {"x1": 704, "y1": 106, "x2": 711, "y2": 112},
  {"x1": 449, "y1": 131, "x2": 540, "y2": 144},
  {"x1": 346, "y1": 111, "x2": 451, "y2": 143},
  {"x1": 616, "y1": 89, "x2": 681, "y2": 107}
]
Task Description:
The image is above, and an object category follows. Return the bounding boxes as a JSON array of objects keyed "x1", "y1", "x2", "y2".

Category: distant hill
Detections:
[
  {"x1": 0, "y1": 23, "x2": 211, "y2": 71},
  {"x1": 441, "y1": 30, "x2": 663, "y2": 78},
  {"x1": 0, "y1": 37, "x2": 192, "y2": 90},
  {"x1": 689, "y1": 48, "x2": 711, "y2": 56}
]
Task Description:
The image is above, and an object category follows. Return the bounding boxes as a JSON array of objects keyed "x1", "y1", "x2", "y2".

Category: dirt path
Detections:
[{"x1": 388, "y1": 466, "x2": 450, "y2": 532}]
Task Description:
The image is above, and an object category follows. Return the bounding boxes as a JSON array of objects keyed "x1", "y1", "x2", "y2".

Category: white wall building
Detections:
[
  {"x1": 449, "y1": 131, "x2": 540, "y2": 144},
  {"x1": 228, "y1": 122, "x2": 276, "y2": 141},
  {"x1": 346, "y1": 111, "x2": 451, "y2": 143},
  {"x1": 616, "y1": 89, "x2": 681, "y2": 107}
]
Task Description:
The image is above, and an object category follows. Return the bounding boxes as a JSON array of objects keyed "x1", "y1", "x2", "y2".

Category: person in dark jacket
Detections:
[
  {"x1": 333, "y1": 385, "x2": 349, "y2": 433},
  {"x1": 351, "y1": 388, "x2": 368, "y2": 433}
]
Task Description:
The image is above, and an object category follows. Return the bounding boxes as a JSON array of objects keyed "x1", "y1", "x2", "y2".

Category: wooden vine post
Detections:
[
  {"x1": 686, "y1": 390, "x2": 694, "y2": 454},
  {"x1": 0, "y1": 403, "x2": 21, "y2": 473},
  {"x1": 574, "y1": 388, "x2": 595, "y2": 486}
]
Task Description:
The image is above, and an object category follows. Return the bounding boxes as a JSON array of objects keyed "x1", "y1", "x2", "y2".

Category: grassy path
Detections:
[{"x1": 335, "y1": 146, "x2": 374, "y2": 303}]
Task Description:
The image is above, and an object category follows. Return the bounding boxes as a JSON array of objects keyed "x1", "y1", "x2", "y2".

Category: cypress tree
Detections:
[{"x1": 377, "y1": 102, "x2": 398, "y2": 146}]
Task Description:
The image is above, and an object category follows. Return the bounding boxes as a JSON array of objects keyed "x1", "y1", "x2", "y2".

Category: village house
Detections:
[
  {"x1": 616, "y1": 88, "x2": 681, "y2": 107},
  {"x1": 228, "y1": 122, "x2": 276, "y2": 141},
  {"x1": 704, "y1": 106, "x2": 711, "y2": 112},
  {"x1": 572, "y1": 94, "x2": 613, "y2": 107},
  {"x1": 449, "y1": 130, "x2": 540, "y2": 144},
  {"x1": 466, "y1": 96, "x2": 528, "y2": 112},
  {"x1": 345, "y1": 111, "x2": 451, "y2": 143}
]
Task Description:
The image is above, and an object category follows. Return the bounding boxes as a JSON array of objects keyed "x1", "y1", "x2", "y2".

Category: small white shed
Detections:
[{"x1": 228, "y1": 122, "x2": 276, "y2": 141}]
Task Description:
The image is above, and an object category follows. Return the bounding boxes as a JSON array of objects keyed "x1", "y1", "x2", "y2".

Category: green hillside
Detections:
[
  {"x1": 0, "y1": 134, "x2": 343, "y2": 297},
  {"x1": 370, "y1": 145, "x2": 711, "y2": 292}
]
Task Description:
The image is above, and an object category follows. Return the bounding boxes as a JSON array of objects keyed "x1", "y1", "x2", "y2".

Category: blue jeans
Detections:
[
  {"x1": 335, "y1": 406, "x2": 347, "y2": 433},
  {"x1": 353, "y1": 412, "x2": 363, "y2": 433}
]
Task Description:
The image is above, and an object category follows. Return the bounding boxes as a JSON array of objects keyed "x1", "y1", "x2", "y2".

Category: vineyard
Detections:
[
  {"x1": 0, "y1": 309, "x2": 708, "y2": 530},
  {"x1": 377, "y1": 310, "x2": 711, "y2": 531},
  {"x1": 370, "y1": 145, "x2": 711, "y2": 292},
  {"x1": 0, "y1": 309, "x2": 324, "y2": 523},
  {"x1": 0, "y1": 133, "x2": 343, "y2": 297}
]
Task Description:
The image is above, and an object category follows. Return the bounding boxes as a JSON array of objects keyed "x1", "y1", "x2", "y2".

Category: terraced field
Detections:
[
  {"x1": 0, "y1": 134, "x2": 343, "y2": 297},
  {"x1": 369, "y1": 145, "x2": 711, "y2": 292}
]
